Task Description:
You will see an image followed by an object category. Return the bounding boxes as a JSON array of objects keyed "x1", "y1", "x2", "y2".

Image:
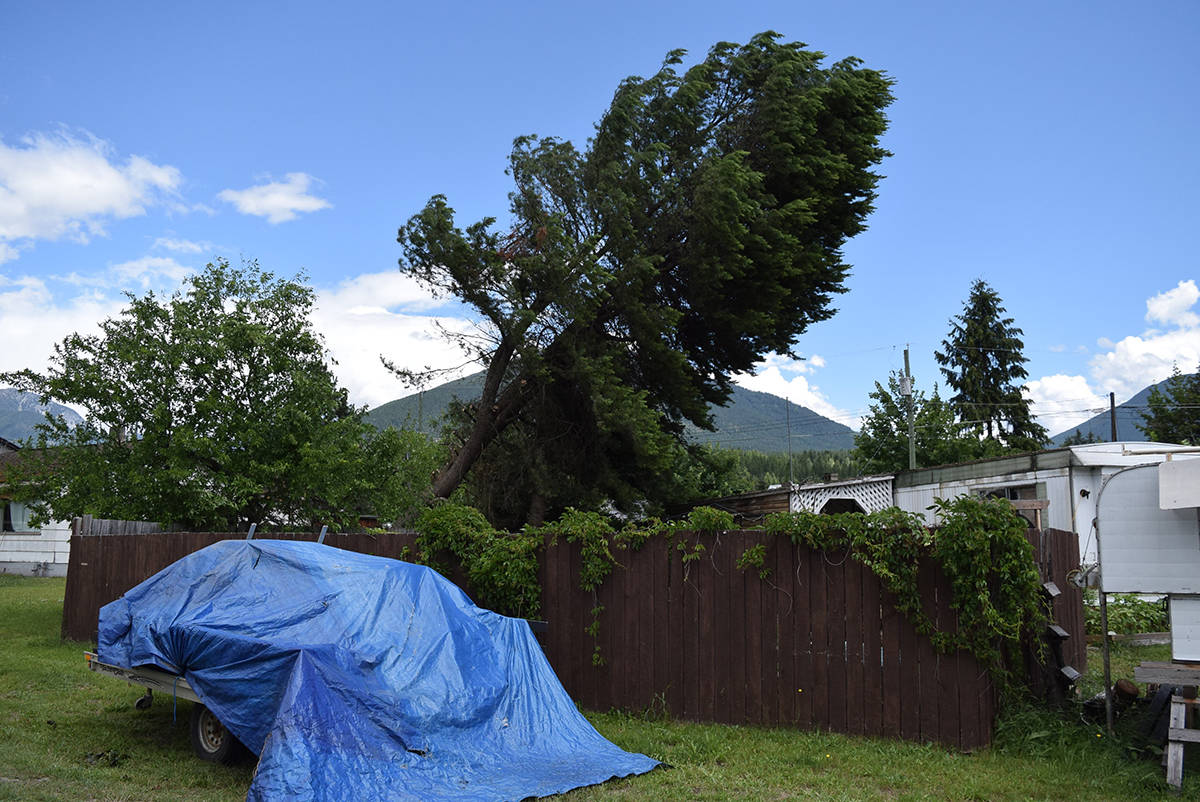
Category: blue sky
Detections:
[{"x1": 2, "y1": 0, "x2": 1197, "y2": 437}]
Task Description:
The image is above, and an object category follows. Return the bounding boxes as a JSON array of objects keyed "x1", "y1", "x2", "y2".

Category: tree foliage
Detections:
[
  {"x1": 934, "y1": 280, "x2": 1047, "y2": 452},
  {"x1": 1139, "y1": 363, "x2": 1200, "y2": 445},
  {"x1": 397, "y1": 33, "x2": 894, "y2": 522},
  {"x1": 2, "y1": 260, "x2": 441, "y2": 530},
  {"x1": 854, "y1": 372, "x2": 995, "y2": 472}
]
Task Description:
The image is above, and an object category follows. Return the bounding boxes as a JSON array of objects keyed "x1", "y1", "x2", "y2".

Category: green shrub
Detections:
[{"x1": 1085, "y1": 591, "x2": 1168, "y2": 635}]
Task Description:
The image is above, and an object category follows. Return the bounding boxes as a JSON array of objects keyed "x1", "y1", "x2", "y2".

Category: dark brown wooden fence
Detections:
[{"x1": 61, "y1": 519, "x2": 1084, "y2": 751}]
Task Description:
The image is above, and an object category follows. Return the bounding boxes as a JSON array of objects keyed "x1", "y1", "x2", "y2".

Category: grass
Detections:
[{"x1": 0, "y1": 575, "x2": 1194, "y2": 801}]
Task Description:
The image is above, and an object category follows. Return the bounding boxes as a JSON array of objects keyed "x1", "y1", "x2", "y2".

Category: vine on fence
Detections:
[
  {"x1": 412, "y1": 497, "x2": 1046, "y2": 690},
  {"x1": 758, "y1": 497, "x2": 1045, "y2": 688},
  {"x1": 414, "y1": 503, "x2": 542, "y2": 619}
]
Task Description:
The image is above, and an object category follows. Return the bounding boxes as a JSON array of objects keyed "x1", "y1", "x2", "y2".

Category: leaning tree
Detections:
[{"x1": 397, "y1": 33, "x2": 894, "y2": 519}]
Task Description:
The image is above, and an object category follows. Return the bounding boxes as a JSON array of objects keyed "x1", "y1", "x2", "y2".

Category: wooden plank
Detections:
[
  {"x1": 756, "y1": 534, "x2": 776, "y2": 727},
  {"x1": 880, "y1": 587, "x2": 902, "y2": 739},
  {"x1": 774, "y1": 534, "x2": 796, "y2": 726},
  {"x1": 793, "y1": 543, "x2": 813, "y2": 730},
  {"x1": 1134, "y1": 663, "x2": 1200, "y2": 685},
  {"x1": 697, "y1": 534, "x2": 717, "y2": 722},
  {"x1": 728, "y1": 538, "x2": 747, "y2": 725},
  {"x1": 667, "y1": 535, "x2": 686, "y2": 717},
  {"x1": 565, "y1": 540, "x2": 586, "y2": 705},
  {"x1": 898, "y1": 585, "x2": 921, "y2": 742},
  {"x1": 745, "y1": 537, "x2": 763, "y2": 725},
  {"x1": 1168, "y1": 728, "x2": 1200, "y2": 744},
  {"x1": 632, "y1": 538, "x2": 654, "y2": 713},
  {"x1": 842, "y1": 558, "x2": 865, "y2": 737},
  {"x1": 593, "y1": 553, "x2": 616, "y2": 711},
  {"x1": 916, "y1": 559, "x2": 940, "y2": 744},
  {"x1": 1167, "y1": 698, "x2": 1187, "y2": 789},
  {"x1": 825, "y1": 548, "x2": 848, "y2": 735},
  {"x1": 809, "y1": 545, "x2": 829, "y2": 730},
  {"x1": 933, "y1": 567, "x2": 960, "y2": 749},
  {"x1": 860, "y1": 556, "x2": 883, "y2": 739},
  {"x1": 542, "y1": 533, "x2": 562, "y2": 681},
  {"x1": 650, "y1": 537, "x2": 670, "y2": 717},
  {"x1": 711, "y1": 534, "x2": 732, "y2": 724},
  {"x1": 683, "y1": 535, "x2": 702, "y2": 720}
]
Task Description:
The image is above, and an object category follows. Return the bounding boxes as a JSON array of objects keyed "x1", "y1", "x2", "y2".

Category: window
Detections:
[{"x1": 1, "y1": 501, "x2": 32, "y2": 533}]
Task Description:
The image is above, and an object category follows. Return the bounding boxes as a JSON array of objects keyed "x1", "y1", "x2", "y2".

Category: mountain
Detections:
[
  {"x1": 0, "y1": 388, "x2": 83, "y2": 443},
  {"x1": 365, "y1": 373, "x2": 857, "y2": 453},
  {"x1": 1049, "y1": 374, "x2": 1194, "y2": 445}
]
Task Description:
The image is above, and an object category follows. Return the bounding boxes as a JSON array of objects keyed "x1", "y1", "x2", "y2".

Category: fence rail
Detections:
[{"x1": 60, "y1": 518, "x2": 1084, "y2": 751}]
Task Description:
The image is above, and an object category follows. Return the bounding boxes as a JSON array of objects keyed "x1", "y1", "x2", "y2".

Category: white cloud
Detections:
[
  {"x1": 111, "y1": 256, "x2": 191, "y2": 288},
  {"x1": 153, "y1": 236, "x2": 209, "y2": 254},
  {"x1": 218, "y1": 173, "x2": 330, "y2": 224},
  {"x1": 1028, "y1": 279, "x2": 1200, "y2": 434},
  {"x1": 312, "y1": 271, "x2": 475, "y2": 409},
  {"x1": 1025, "y1": 374, "x2": 1108, "y2": 433},
  {"x1": 733, "y1": 356, "x2": 857, "y2": 429},
  {"x1": 0, "y1": 272, "x2": 125, "y2": 380},
  {"x1": 0, "y1": 132, "x2": 181, "y2": 258},
  {"x1": 1146, "y1": 279, "x2": 1199, "y2": 328}
]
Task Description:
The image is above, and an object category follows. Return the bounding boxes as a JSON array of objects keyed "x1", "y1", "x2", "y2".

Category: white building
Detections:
[{"x1": 0, "y1": 441, "x2": 71, "y2": 577}]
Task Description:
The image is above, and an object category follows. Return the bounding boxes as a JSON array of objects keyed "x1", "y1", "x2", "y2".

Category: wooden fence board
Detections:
[
  {"x1": 843, "y1": 559, "x2": 865, "y2": 737},
  {"x1": 861, "y1": 560, "x2": 883, "y2": 738},
  {"x1": 917, "y1": 559, "x2": 940, "y2": 744},
  {"x1": 793, "y1": 545, "x2": 813, "y2": 730},
  {"x1": 809, "y1": 548, "x2": 829, "y2": 729},
  {"x1": 773, "y1": 536, "x2": 795, "y2": 727}
]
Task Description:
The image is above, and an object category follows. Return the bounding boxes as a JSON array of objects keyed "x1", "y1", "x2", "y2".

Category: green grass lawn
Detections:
[{"x1": 0, "y1": 575, "x2": 1193, "y2": 801}]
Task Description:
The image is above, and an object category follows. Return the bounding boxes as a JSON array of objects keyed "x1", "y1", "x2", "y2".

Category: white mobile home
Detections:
[{"x1": 891, "y1": 442, "x2": 1200, "y2": 566}]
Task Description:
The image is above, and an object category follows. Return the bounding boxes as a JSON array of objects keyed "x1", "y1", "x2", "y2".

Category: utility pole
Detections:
[
  {"x1": 786, "y1": 396, "x2": 794, "y2": 487},
  {"x1": 1110, "y1": 392, "x2": 1118, "y2": 442},
  {"x1": 902, "y1": 346, "x2": 916, "y2": 470}
]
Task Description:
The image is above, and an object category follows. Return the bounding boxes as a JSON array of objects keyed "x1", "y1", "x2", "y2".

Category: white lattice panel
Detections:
[{"x1": 792, "y1": 478, "x2": 894, "y2": 514}]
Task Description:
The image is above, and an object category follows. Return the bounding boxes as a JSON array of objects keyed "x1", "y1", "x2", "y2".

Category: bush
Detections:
[{"x1": 1085, "y1": 591, "x2": 1168, "y2": 635}]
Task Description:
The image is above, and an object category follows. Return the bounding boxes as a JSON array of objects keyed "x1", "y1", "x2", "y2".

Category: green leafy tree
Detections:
[
  {"x1": 2, "y1": 260, "x2": 441, "y2": 530},
  {"x1": 934, "y1": 280, "x2": 1047, "y2": 452},
  {"x1": 397, "y1": 33, "x2": 894, "y2": 520},
  {"x1": 1139, "y1": 363, "x2": 1200, "y2": 445},
  {"x1": 854, "y1": 372, "x2": 992, "y2": 472}
]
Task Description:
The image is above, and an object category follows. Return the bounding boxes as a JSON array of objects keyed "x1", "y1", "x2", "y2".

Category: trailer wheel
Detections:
[{"x1": 189, "y1": 704, "x2": 242, "y2": 764}]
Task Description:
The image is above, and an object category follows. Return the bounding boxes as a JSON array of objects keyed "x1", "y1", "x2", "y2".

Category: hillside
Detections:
[
  {"x1": 1049, "y1": 374, "x2": 1194, "y2": 445},
  {"x1": 365, "y1": 373, "x2": 857, "y2": 453},
  {"x1": 0, "y1": 389, "x2": 83, "y2": 443}
]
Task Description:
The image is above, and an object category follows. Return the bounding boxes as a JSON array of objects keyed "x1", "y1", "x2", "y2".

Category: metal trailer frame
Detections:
[{"x1": 84, "y1": 651, "x2": 245, "y2": 763}]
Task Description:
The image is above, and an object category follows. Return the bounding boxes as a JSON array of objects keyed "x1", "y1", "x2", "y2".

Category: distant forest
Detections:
[{"x1": 728, "y1": 449, "x2": 862, "y2": 491}]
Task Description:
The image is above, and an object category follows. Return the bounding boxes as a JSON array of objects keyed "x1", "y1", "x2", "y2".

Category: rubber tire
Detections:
[{"x1": 189, "y1": 703, "x2": 241, "y2": 764}]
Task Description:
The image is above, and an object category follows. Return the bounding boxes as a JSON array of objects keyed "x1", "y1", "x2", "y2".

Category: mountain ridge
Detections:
[
  {"x1": 0, "y1": 389, "x2": 83, "y2": 444},
  {"x1": 365, "y1": 372, "x2": 858, "y2": 453}
]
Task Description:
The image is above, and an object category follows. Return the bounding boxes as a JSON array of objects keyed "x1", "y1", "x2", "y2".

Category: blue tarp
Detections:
[{"x1": 98, "y1": 539, "x2": 658, "y2": 801}]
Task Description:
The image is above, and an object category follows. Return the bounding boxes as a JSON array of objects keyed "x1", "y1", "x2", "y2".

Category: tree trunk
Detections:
[{"x1": 430, "y1": 338, "x2": 528, "y2": 499}]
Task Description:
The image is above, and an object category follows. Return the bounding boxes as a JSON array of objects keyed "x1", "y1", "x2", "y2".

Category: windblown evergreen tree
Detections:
[
  {"x1": 934, "y1": 280, "x2": 1047, "y2": 452},
  {"x1": 397, "y1": 33, "x2": 894, "y2": 523}
]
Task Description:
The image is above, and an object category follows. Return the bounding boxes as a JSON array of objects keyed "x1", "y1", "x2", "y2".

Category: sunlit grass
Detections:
[{"x1": 0, "y1": 576, "x2": 1193, "y2": 801}]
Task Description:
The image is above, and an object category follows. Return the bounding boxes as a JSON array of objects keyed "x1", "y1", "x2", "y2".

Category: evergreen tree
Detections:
[
  {"x1": 934, "y1": 280, "x2": 1047, "y2": 452},
  {"x1": 1060, "y1": 428, "x2": 1100, "y2": 446},
  {"x1": 397, "y1": 33, "x2": 894, "y2": 522},
  {"x1": 1139, "y1": 363, "x2": 1200, "y2": 445}
]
